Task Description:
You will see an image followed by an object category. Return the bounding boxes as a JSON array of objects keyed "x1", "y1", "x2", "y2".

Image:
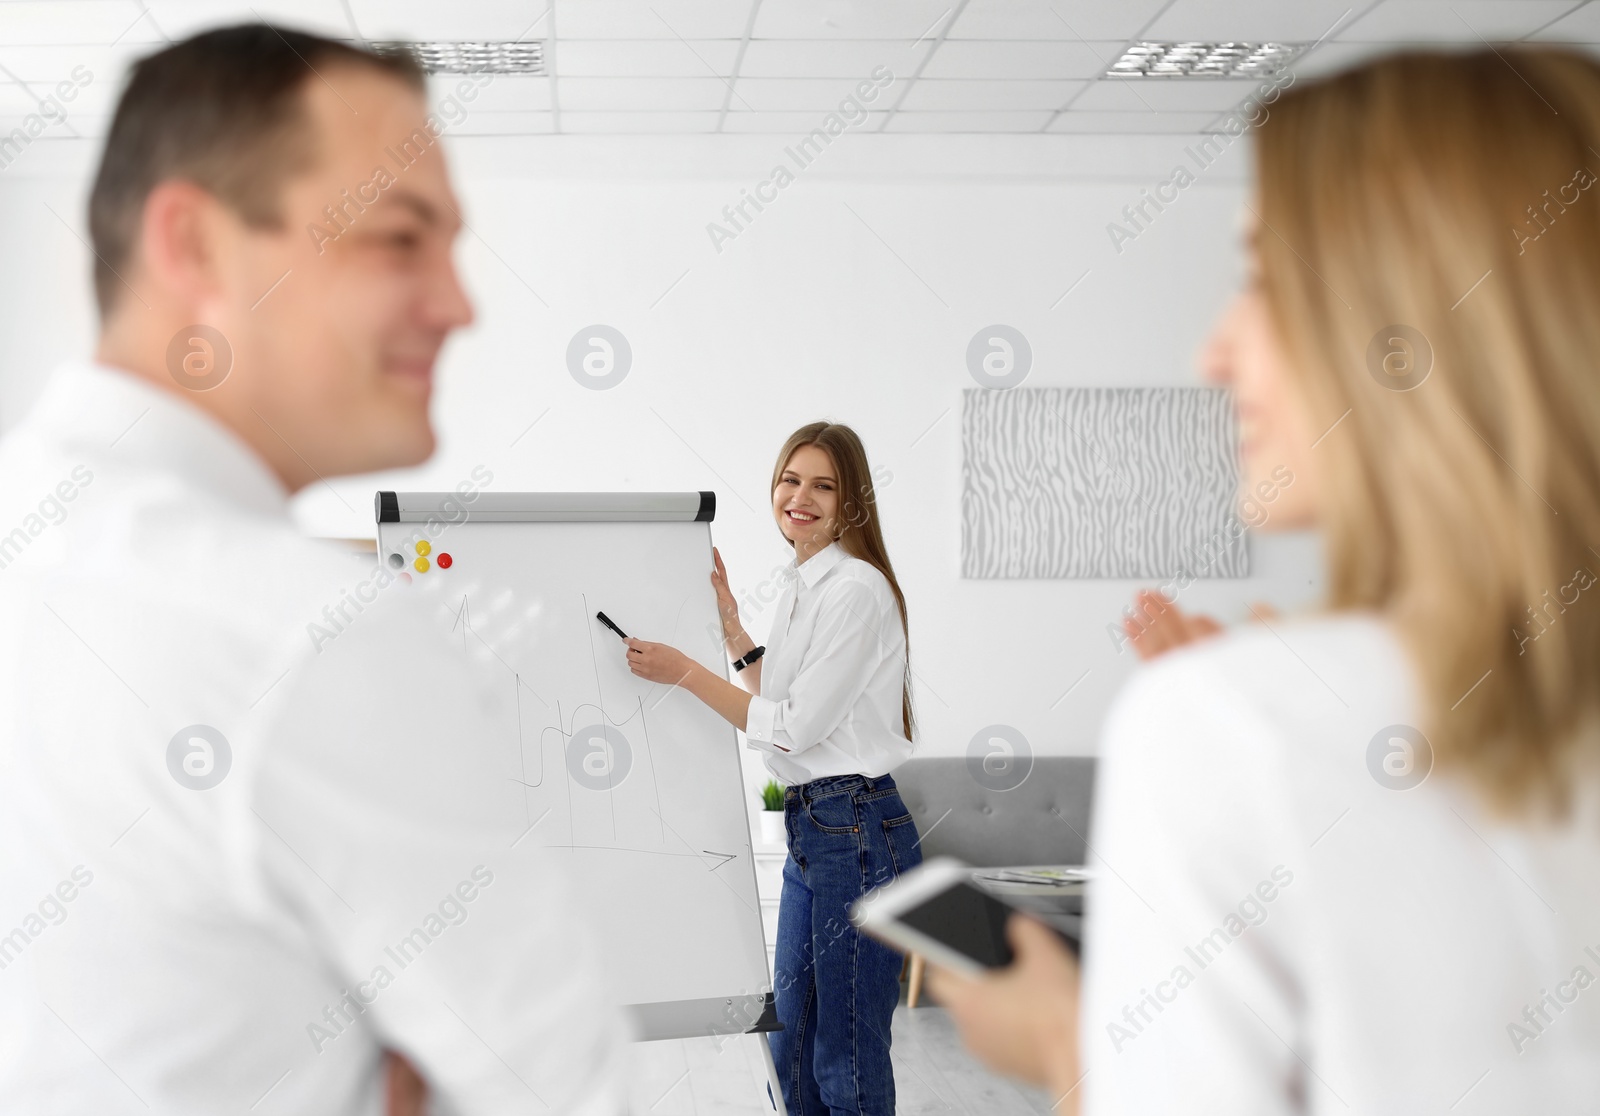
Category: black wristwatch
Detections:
[{"x1": 732, "y1": 645, "x2": 766, "y2": 672}]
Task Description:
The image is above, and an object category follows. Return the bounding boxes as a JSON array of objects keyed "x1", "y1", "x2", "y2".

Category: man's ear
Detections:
[{"x1": 136, "y1": 179, "x2": 229, "y2": 309}]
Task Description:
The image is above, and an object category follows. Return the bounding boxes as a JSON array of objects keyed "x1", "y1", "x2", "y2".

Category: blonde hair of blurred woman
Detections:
[{"x1": 1256, "y1": 47, "x2": 1600, "y2": 813}]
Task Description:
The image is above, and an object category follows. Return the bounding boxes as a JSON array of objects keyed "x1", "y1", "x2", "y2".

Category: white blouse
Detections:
[
  {"x1": 1081, "y1": 612, "x2": 1600, "y2": 1114},
  {"x1": 0, "y1": 364, "x2": 628, "y2": 1114},
  {"x1": 742, "y1": 542, "x2": 914, "y2": 785}
]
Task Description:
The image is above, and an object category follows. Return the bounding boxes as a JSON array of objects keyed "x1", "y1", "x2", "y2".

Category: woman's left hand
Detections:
[
  {"x1": 625, "y1": 638, "x2": 698, "y2": 686},
  {"x1": 925, "y1": 914, "x2": 1084, "y2": 1110}
]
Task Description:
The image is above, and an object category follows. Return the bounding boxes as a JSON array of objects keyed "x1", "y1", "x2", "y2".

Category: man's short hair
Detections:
[{"x1": 87, "y1": 23, "x2": 424, "y2": 317}]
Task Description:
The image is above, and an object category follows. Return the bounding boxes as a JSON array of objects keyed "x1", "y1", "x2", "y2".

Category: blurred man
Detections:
[{"x1": 0, "y1": 25, "x2": 625, "y2": 1114}]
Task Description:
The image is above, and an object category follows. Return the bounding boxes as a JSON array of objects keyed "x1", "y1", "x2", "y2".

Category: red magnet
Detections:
[{"x1": 437, "y1": 553, "x2": 453, "y2": 569}]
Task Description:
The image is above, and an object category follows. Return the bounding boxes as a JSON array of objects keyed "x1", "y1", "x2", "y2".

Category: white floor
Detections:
[{"x1": 627, "y1": 1003, "x2": 1061, "y2": 1115}]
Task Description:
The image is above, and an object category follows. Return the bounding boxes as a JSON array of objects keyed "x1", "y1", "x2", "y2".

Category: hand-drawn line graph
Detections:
[
  {"x1": 532, "y1": 699, "x2": 664, "y2": 846},
  {"x1": 449, "y1": 589, "x2": 669, "y2": 844},
  {"x1": 446, "y1": 586, "x2": 743, "y2": 882}
]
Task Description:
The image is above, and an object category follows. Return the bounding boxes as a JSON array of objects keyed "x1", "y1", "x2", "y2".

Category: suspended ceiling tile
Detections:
[
  {"x1": 148, "y1": 0, "x2": 351, "y2": 40},
  {"x1": 720, "y1": 109, "x2": 894, "y2": 132},
  {"x1": 1046, "y1": 109, "x2": 1224, "y2": 133},
  {"x1": 1288, "y1": 38, "x2": 1600, "y2": 81},
  {"x1": 921, "y1": 40, "x2": 1125, "y2": 80},
  {"x1": 1284, "y1": 40, "x2": 1412, "y2": 79},
  {"x1": 752, "y1": 0, "x2": 958, "y2": 40},
  {"x1": 737, "y1": 39, "x2": 928, "y2": 78},
  {"x1": 0, "y1": 84, "x2": 51, "y2": 114},
  {"x1": 555, "y1": 0, "x2": 755, "y2": 40},
  {"x1": 62, "y1": 113, "x2": 111, "y2": 139},
  {"x1": 884, "y1": 110, "x2": 1056, "y2": 132},
  {"x1": 1145, "y1": 0, "x2": 1364, "y2": 43},
  {"x1": 0, "y1": 114, "x2": 40, "y2": 133},
  {"x1": 427, "y1": 74, "x2": 550, "y2": 113},
  {"x1": 899, "y1": 79, "x2": 1083, "y2": 111},
  {"x1": 0, "y1": 2, "x2": 168, "y2": 45},
  {"x1": 1071, "y1": 78, "x2": 1270, "y2": 113},
  {"x1": 437, "y1": 110, "x2": 554, "y2": 135},
  {"x1": 0, "y1": 116, "x2": 95, "y2": 143},
  {"x1": 556, "y1": 39, "x2": 742, "y2": 77},
  {"x1": 558, "y1": 77, "x2": 729, "y2": 112},
  {"x1": 559, "y1": 110, "x2": 723, "y2": 133},
  {"x1": 948, "y1": 0, "x2": 1173, "y2": 41},
  {"x1": 732, "y1": 76, "x2": 885, "y2": 112},
  {"x1": 1338, "y1": 1, "x2": 1580, "y2": 42},
  {"x1": 348, "y1": 0, "x2": 544, "y2": 41},
  {"x1": 27, "y1": 74, "x2": 121, "y2": 114},
  {"x1": 1530, "y1": 4, "x2": 1600, "y2": 40},
  {"x1": 0, "y1": 43, "x2": 147, "y2": 83}
]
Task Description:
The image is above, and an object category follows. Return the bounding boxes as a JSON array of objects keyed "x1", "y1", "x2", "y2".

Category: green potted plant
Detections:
[{"x1": 758, "y1": 779, "x2": 786, "y2": 846}]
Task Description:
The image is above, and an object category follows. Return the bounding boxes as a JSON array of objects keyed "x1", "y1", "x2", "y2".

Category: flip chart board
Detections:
[{"x1": 375, "y1": 490, "x2": 774, "y2": 1041}]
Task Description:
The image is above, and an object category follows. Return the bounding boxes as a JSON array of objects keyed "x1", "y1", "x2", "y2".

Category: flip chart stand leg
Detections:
[{"x1": 755, "y1": 1031, "x2": 783, "y2": 1112}]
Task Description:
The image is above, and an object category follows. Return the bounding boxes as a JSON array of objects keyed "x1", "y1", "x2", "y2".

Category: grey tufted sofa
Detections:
[
  {"x1": 889, "y1": 756, "x2": 1095, "y2": 1005},
  {"x1": 892, "y1": 756, "x2": 1097, "y2": 867}
]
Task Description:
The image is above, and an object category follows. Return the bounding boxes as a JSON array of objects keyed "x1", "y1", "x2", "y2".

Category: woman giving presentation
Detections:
[{"x1": 623, "y1": 420, "x2": 921, "y2": 1114}]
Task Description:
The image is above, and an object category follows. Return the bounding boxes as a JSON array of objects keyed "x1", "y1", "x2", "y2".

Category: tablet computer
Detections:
[{"x1": 848, "y1": 857, "x2": 1080, "y2": 977}]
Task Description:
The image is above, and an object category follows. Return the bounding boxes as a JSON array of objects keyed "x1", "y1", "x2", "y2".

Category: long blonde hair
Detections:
[
  {"x1": 1257, "y1": 47, "x2": 1600, "y2": 813},
  {"x1": 771, "y1": 422, "x2": 914, "y2": 741}
]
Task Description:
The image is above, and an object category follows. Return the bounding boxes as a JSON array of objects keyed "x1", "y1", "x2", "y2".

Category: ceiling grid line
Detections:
[
  {"x1": 1039, "y1": 0, "x2": 1180, "y2": 132},
  {"x1": 135, "y1": 0, "x2": 171, "y2": 46},
  {"x1": 0, "y1": 55, "x2": 82, "y2": 139},
  {"x1": 337, "y1": 0, "x2": 364, "y2": 47},
  {"x1": 1315, "y1": 0, "x2": 1394, "y2": 45},
  {"x1": 1, "y1": 1, "x2": 1598, "y2": 138},
  {"x1": 877, "y1": 0, "x2": 973, "y2": 133},
  {"x1": 1521, "y1": 0, "x2": 1593, "y2": 41},
  {"x1": 715, "y1": 0, "x2": 762, "y2": 133},
  {"x1": 546, "y1": 0, "x2": 560, "y2": 134},
  {"x1": 1191, "y1": 1, "x2": 1378, "y2": 135}
]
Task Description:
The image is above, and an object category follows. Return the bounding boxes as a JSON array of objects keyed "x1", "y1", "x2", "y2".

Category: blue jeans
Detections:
[{"x1": 768, "y1": 773, "x2": 923, "y2": 1115}]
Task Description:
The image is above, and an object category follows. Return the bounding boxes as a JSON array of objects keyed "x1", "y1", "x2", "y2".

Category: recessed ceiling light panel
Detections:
[
  {"x1": 1107, "y1": 41, "x2": 1308, "y2": 79},
  {"x1": 371, "y1": 40, "x2": 547, "y2": 75}
]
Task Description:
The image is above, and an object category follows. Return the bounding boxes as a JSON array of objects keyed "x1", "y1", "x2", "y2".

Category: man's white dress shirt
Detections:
[
  {"x1": 1082, "y1": 613, "x2": 1600, "y2": 1113},
  {"x1": 742, "y1": 541, "x2": 913, "y2": 785},
  {"x1": 0, "y1": 363, "x2": 627, "y2": 1115}
]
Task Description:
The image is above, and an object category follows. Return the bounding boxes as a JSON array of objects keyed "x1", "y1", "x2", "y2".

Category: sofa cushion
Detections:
[{"x1": 891, "y1": 756, "x2": 1096, "y2": 867}]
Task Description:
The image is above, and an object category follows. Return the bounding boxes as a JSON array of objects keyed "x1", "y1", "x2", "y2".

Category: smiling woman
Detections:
[{"x1": 618, "y1": 420, "x2": 921, "y2": 1114}]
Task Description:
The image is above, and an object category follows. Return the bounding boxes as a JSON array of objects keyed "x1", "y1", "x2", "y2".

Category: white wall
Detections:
[{"x1": 0, "y1": 132, "x2": 1322, "y2": 779}]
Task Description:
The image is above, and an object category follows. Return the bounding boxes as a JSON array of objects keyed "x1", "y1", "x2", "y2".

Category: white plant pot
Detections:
[{"x1": 758, "y1": 809, "x2": 787, "y2": 848}]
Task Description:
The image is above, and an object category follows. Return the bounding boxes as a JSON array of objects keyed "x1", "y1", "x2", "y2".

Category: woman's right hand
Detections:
[
  {"x1": 711, "y1": 546, "x2": 740, "y2": 635},
  {"x1": 925, "y1": 915, "x2": 1081, "y2": 1109},
  {"x1": 1122, "y1": 589, "x2": 1280, "y2": 661},
  {"x1": 1122, "y1": 589, "x2": 1221, "y2": 660}
]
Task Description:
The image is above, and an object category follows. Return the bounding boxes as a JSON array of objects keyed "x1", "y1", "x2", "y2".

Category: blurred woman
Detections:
[{"x1": 933, "y1": 47, "x2": 1600, "y2": 1113}]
